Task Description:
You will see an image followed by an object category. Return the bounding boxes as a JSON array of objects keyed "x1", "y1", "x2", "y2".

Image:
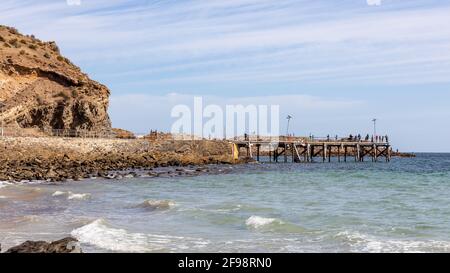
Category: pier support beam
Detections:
[
  {"x1": 284, "y1": 144, "x2": 288, "y2": 163},
  {"x1": 307, "y1": 144, "x2": 311, "y2": 163},
  {"x1": 344, "y1": 146, "x2": 348, "y2": 162},
  {"x1": 323, "y1": 144, "x2": 326, "y2": 162},
  {"x1": 373, "y1": 144, "x2": 377, "y2": 162},
  {"x1": 356, "y1": 144, "x2": 361, "y2": 162},
  {"x1": 256, "y1": 144, "x2": 260, "y2": 162},
  {"x1": 328, "y1": 145, "x2": 332, "y2": 162}
]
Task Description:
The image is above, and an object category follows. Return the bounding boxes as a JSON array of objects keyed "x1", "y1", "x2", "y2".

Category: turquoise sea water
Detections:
[{"x1": 1, "y1": 154, "x2": 450, "y2": 253}]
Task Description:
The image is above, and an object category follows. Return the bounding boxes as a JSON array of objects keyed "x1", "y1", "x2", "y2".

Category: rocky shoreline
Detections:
[
  {"x1": 0, "y1": 136, "x2": 415, "y2": 183},
  {"x1": 0, "y1": 137, "x2": 238, "y2": 183},
  {"x1": 1, "y1": 237, "x2": 81, "y2": 253}
]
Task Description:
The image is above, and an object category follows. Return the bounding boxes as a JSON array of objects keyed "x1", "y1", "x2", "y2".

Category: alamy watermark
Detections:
[{"x1": 171, "y1": 97, "x2": 280, "y2": 142}]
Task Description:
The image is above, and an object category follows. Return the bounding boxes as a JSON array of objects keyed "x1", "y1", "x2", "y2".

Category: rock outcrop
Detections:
[
  {"x1": 4, "y1": 237, "x2": 82, "y2": 253},
  {"x1": 0, "y1": 25, "x2": 111, "y2": 132}
]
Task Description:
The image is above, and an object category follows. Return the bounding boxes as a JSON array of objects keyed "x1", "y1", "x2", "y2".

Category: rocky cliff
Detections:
[{"x1": 0, "y1": 25, "x2": 111, "y2": 132}]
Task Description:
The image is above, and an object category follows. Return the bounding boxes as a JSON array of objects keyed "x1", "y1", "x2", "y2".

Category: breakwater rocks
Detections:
[
  {"x1": 0, "y1": 137, "x2": 236, "y2": 182},
  {"x1": 1, "y1": 237, "x2": 81, "y2": 253},
  {"x1": 391, "y1": 151, "x2": 416, "y2": 158}
]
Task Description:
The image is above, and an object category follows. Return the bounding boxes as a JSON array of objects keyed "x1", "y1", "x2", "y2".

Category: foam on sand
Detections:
[{"x1": 71, "y1": 219, "x2": 209, "y2": 252}]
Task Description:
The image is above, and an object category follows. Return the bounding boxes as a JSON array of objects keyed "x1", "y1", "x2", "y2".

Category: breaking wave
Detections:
[
  {"x1": 246, "y1": 216, "x2": 282, "y2": 229},
  {"x1": 71, "y1": 219, "x2": 209, "y2": 252},
  {"x1": 245, "y1": 216, "x2": 307, "y2": 234},
  {"x1": 52, "y1": 191, "x2": 91, "y2": 200}
]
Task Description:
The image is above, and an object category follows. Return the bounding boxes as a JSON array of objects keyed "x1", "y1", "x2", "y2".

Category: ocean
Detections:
[{"x1": 1, "y1": 153, "x2": 450, "y2": 253}]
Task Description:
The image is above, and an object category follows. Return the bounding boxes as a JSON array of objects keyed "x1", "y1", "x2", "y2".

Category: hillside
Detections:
[{"x1": 0, "y1": 25, "x2": 111, "y2": 132}]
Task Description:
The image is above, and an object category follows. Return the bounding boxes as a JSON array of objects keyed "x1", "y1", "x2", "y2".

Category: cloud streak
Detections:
[{"x1": 1, "y1": 0, "x2": 450, "y2": 87}]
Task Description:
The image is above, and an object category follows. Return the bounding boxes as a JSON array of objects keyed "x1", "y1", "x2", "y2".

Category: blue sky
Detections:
[{"x1": 1, "y1": 0, "x2": 450, "y2": 152}]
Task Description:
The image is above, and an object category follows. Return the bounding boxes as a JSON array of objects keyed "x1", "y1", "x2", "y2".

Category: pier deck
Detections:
[{"x1": 232, "y1": 140, "x2": 391, "y2": 163}]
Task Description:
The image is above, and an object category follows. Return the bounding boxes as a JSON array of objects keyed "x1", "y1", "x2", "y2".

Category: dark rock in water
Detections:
[{"x1": 4, "y1": 237, "x2": 82, "y2": 253}]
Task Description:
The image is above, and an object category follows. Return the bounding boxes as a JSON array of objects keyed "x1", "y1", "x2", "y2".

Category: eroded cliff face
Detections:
[{"x1": 0, "y1": 25, "x2": 111, "y2": 132}]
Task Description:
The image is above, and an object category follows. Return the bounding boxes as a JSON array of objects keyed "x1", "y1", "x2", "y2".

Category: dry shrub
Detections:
[{"x1": 53, "y1": 91, "x2": 71, "y2": 101}]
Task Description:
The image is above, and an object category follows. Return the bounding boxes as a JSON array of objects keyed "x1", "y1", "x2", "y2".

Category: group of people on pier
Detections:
[{"x1": 310, "y1": 134, "x2": 389, "y2": 143}]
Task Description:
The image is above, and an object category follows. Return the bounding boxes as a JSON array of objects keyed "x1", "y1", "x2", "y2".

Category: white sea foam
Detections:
[
  {"x1": 0, "y1": 181, "x2": 12, "y2": 189},
  {"x1": 337, "y1": 231, "x2": 450, "y2": 253},
  {"x1": 52, "y1": 191, "x2": 91, "y2": 200},
  {"x1": 245, "y1": 216, "x2": 283, "y2": 229},
  {"x1": 136, "y1": 200, "x2": 176, "y2": 210},
  {"x1": 67, "y1": 192, "x2": 91, "y2": 200},
  {"x1": 52, "y1": 191, "x2": 67, "y2": 197},
  {"x1": 71, "y1": 219, "x2": 209, "y2": 252}
]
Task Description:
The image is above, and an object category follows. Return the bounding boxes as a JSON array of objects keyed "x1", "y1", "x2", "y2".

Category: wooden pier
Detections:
[{"x1": 232, "y1": 139, "x2": 392, "y2": 163}]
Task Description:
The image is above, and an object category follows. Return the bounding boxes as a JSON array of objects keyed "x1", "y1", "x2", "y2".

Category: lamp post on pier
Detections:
[
  {"x1": 286, "y1": 115, "x2": 293, "y2": 137},
  {"x1": 372, "y1": 118, "x2": 377, "y2": 142}
]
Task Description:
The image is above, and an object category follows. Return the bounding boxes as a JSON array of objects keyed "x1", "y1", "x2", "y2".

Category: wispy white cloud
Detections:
[{"x1": 1, "y1": 0, "x2": 449, "y2": 86}]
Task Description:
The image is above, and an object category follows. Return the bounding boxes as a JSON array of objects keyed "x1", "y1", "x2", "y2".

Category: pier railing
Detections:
[
  {"x1": 0, "y1": 128, "x2": 390, "y2": 146},
  {"x1": 0, "y1": 127, "x2": 117, "y2": 139}
]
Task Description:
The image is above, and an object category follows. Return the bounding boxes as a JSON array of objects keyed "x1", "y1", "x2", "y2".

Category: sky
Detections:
[{"x1": 1, "y1": 0, "x2": 450, "y2": 152}]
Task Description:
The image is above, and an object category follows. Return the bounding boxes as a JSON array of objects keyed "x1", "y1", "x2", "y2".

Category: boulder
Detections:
[{"x1": 4, "y1": 237, "x2": 82, "y2": 253}]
